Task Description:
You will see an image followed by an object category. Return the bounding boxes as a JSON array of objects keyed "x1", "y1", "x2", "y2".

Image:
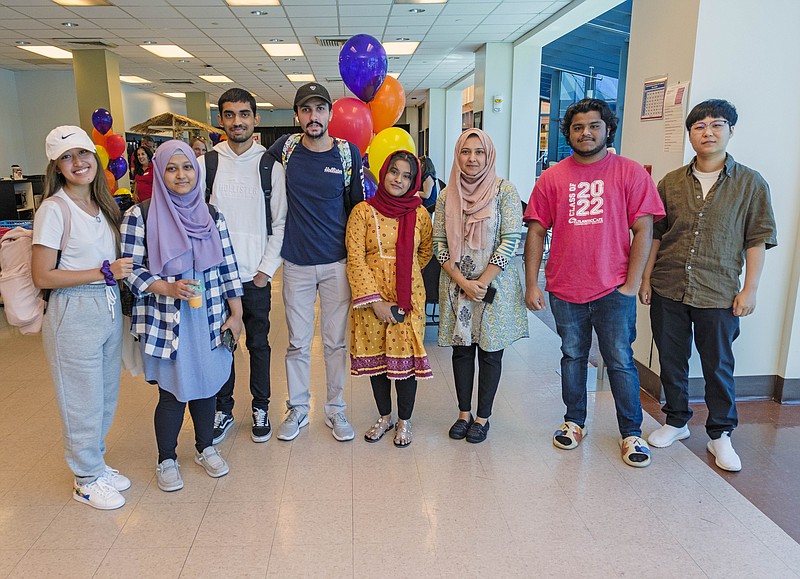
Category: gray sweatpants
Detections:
[{"x1": 42, "y1": 284, "x2": 122, "y2": 484}]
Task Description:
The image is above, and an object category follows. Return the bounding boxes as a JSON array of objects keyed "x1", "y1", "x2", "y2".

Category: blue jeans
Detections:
[
  {"x1": 649, "y1": 291, "x2": 740, "y2": 439},
  {"x1": 550, "y1": 289, "x2": 643, "y2": 438}
]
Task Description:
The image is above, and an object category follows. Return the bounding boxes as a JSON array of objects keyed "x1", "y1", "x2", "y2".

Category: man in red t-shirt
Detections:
[{"x1": 523, "y1": 98, "x2": 665, "y2": 468}]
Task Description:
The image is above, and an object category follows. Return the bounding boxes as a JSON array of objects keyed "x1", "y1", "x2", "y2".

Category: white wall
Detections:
[
  {"x1": 121, "y1": 84, "x2": 186, "y2": 130},
  {"x1": 623, "y1": 0, "x2": 800, "y2": 380},
  {"x1": 0, "y1": 68, "x2": 26, "y2": 175}
]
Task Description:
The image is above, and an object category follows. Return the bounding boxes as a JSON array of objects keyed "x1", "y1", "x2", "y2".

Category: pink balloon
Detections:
[{"x1": 328, "y1": 98, "x2": 373, "y2": 155}]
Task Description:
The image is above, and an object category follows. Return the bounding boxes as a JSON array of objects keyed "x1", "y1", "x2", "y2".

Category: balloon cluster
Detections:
[
  {"x1": 332, "y1": 34, "x2": 416, "y2": 197},
  {"x1": 90, "y1": 108, "x2": 128, "y2": 194}
]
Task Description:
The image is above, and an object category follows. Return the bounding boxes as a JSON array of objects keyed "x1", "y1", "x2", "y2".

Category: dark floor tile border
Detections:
[{"x1": 636, "y1": 360, "x2": 800, "y2": 404}]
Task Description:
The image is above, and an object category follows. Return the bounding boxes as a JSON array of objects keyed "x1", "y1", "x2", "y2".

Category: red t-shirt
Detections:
[
  {"x1": 134, "y1": 166, "x2": 153, "y2": 202},
  {"x1": 524, "y1": 153, "x2": 664, "y2": 304}
]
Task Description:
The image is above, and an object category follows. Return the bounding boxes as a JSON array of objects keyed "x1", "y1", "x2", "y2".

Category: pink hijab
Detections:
[{"x1": 445, "y1": 128, "x2": 498, "y2": 263}]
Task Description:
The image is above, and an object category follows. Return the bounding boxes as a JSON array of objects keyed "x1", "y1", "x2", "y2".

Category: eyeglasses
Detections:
[{"x1": 689, "y1": 120, "x2": 729, "y2": 134}]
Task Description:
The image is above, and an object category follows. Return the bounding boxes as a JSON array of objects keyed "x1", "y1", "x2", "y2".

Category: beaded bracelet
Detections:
[{"x1": 100, "y1": 260, "x2": 117, "y2": 286}]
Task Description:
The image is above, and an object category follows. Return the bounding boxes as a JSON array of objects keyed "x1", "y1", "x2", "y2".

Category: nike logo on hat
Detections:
[{"x1": 61, "y1": 133, "x2": 75, "y2": 139}]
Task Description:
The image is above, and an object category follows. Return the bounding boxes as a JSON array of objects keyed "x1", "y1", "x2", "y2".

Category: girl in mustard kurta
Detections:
[{"x1": 346, "y1": 151, "x2": 433, "y2": 447}]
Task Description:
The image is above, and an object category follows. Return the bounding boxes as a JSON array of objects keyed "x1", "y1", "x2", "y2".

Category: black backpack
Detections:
[{"x1": 203, "y1": 150, "x2": 274, "y2": 235}]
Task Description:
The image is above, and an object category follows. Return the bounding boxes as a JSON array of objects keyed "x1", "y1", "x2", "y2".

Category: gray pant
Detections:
[
  {"x1": 42, "y1": 284, "x2": 122, "y2": 484},
  {"x1": 282, "y1": 259, "x2": 350, "y2": 417}
]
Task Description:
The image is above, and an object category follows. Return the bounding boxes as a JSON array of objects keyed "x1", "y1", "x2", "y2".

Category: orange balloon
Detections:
[
  {"x1": 92, "y1": 128, "x2": 108, "y2": 147},
  {"x1": 369, "y1": 76, "x2": 406, "y2": 133},
  {"x1": 104, "y1": 169, "x2": 116, "y2": 193}
]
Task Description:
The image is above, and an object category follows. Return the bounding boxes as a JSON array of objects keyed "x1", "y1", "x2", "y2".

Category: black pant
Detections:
[
  {"x1": 370, "y1": 374, "x2": 418, "y2": 420},
  {"x1": 154, "y1": 388, "x2": 215, "y2": 464},
  {"x1": 650, "y1": 292, "x2": 740, "y2": 439},
  {"x1": 452, "y1": 345, "x2": 504, "y2": 419},
  {"x1": 216, "y1": 280, "x2": 272, "y2": 414}
]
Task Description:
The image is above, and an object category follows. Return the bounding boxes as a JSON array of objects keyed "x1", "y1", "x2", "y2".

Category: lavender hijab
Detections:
[{"x1": 145, "y1": 140, "x2": 223, "y2": 277}]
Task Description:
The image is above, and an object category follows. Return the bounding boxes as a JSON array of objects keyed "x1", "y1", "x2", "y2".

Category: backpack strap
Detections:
[
  {"x1": 204, "y1": 150, "x2": 219, "y2": 202},
  {"x1": 39, "y1": 195, "x2": 72, "y2": 303},
  {"x1": 259, "y1": 151, "x2": 273, "y2": 236},
  {"x1": 333, "y1": 138, "x2": 353, "y2": 194},
  {"x1": 280, "y1": 133, "x2": 303, "y2": 167}
]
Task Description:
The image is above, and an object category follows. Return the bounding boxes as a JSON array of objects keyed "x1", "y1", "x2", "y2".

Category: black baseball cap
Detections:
[{"x1": 293, "y1": 82, "x2": 332, "y2": 110}]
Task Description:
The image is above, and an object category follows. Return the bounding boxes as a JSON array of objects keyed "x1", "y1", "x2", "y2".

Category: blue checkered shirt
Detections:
[{"x1": 121, "y1": 204, "x2": 244, "y2": 360}]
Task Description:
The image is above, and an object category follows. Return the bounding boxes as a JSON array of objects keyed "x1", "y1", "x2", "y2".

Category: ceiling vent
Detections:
[
  {"x1": 57, "y1": 38, "x2": 119, "y2": 49},
  {"x1": 315, "y1": 36, "x2": 349, "y2": 48},
  {"x1": 161, "y1": 79, "x2": 196, "y2": 84}
]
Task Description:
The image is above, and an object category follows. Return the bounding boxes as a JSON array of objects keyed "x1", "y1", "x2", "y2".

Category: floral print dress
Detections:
[{"x1": 433, "y1": 178, "x2": 529, "y2": 352}]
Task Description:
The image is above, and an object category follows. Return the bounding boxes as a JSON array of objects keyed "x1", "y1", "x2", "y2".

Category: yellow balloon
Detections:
[
  {"x1": 115, "y1": 187, "x2": 131, "y2": 197},
  {"x1": 366, "y1": 127, "x2": 416, "y2": 181},
  {"x1": 96, "y1": 145, "x2": 110, "y2": 169}
]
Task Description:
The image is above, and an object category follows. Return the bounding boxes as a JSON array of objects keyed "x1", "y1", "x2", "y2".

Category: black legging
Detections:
[
  {"x1": 154, "y1": 387, "x2": 215, "y2": 463},
  {"x1": 370, "y1": 374, "x2": 418, "y2": 420},
  {"x1": 452, "y1": 345, "x2": 504, "y2": 419}
]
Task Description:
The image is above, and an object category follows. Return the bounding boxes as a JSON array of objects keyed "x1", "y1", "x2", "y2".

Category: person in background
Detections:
[
  {"x1": 31, "y1": 126, "x2": 133, "y2": 510},
  {"x1": 418, "y1": 155, "x2": 439, "y2": 212},
  {"x1": 190, "y1": 137, "x2": 207, "y2": 158},
  {"x1": 346, "y1": 150, "x2": 433, "y2": 447},
  {"x1": 524, "y1": 98, "x2": 665, "y2": 468},
  {"x1": 640, "y1": 99, "x2": 777, "y2": 472},
  {"x1": 434, "y1": 128, "x2": 529, "y2": 444},
  {"x1": 121, "y1": 140, "x2": 244, "y2": 492},
  {"x1": 133, "y1": 146, "x2": 154, "y2": 203}
]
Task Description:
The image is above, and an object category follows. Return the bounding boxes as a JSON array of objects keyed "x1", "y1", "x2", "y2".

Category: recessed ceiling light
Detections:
[
  {"x1": 250, "y1": 10, "x2": 267, "y2": 15},
  {"x1": 15, "y1": 41, "x2": 31, "y2": 45},
  {"x1": 210, "y1": 103, "x2": 219, "y2": 108},
  {"x1": 409, "y1": 8, "x2": 426, "y2": 13},
  {"x1": 387, "y1": 72, "x2": 399, "y2": 79},
  {"x1": 225, "y1": 0, "x2": 280, "y2": 5},
  {"x1": 382, "y1": 42, "x2": 419, "y2": 56},
  {"x1": 142, "y1": 40, "x2": 157, "y2": 45},
  {"x1": 287, "y1": 73, "x2": 315, "y2": 82},
  {"x1": 262, "y1": 43, "x2": 303, "y2": 57},
  {"x1": 61, "y1": 22, "x2": 79, "y2": 27},
  {"x1": 53, "y1": 0, "x2": 112, "y2": 5},
  {"x1": 120, "y1": 75, "x2": 150, "y2": 84},
  {"x1": 164, "y1": 92, "x2": 186, "y2": 98},
  {"x1": 256, "y1": 102, "x2": 273, "y2": 107},
  {"x1": 141, "y1": 44, "x2": 194, "y2": 58},
  {"x1": 17, "y1": 45, "x2": 72, "y2": 59},
  {"x1": 200, "y1": 74, "x2": 234, "y2": 83}
]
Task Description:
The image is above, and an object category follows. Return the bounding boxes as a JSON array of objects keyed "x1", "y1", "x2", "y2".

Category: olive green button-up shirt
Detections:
[{"x1": 650, "y1": 154, "x2": 777, "y2": 309}]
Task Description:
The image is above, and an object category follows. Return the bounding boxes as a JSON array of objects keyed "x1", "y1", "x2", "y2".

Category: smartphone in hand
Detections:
[
  {"x1": 221, "y1": 328, "x2": 237, "y2": 352},
  {"x1": 390, "y1": 305, "x2": 406, "y2": 323},
  {"x1": 482, "y1": 286, "x2": 497, "y2": 304}
]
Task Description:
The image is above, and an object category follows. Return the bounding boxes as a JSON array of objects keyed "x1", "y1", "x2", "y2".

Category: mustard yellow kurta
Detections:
[{"x1": 345, "y1": 202, "x2": 433, "y2": 380}]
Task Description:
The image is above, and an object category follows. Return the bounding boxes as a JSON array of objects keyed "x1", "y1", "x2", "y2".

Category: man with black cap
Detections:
[{"x1": 268, "y1": 82, "x2": 365, "y2": 442}]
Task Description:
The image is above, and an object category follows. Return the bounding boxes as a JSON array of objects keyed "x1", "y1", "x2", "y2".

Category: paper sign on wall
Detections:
[
  {"x1": 663, "y1": 81, "x2": 691, "y2": 153},
  {"x1": 641, "y1": 76, "x2": 668, "y2": 120}
]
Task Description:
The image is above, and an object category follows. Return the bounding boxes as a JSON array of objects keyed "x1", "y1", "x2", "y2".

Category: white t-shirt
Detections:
[
  {"x1": 32, "y1": 189, "x2": 117, "y2": 278},
  {"x1": 692, "y1": 167, "x2": 722, "y2": 199}
]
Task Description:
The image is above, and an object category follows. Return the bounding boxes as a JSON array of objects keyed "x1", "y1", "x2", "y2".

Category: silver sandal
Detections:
[
  {"x1": 364, "y1": 416, "x2": 394, "y2": 443},
  {"x1": 394, "y1": 419, "x2": 413, "y2": 448}
]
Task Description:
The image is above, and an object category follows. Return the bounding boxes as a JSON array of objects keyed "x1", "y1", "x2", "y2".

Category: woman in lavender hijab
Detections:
[{"x1": 121, "y1": 140, "x2": 243, "y2": 492}]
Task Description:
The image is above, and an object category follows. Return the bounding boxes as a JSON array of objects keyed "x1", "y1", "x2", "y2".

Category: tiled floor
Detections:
[{"x1": 1, "y1": 270, "x2": 799, "y2": 578}]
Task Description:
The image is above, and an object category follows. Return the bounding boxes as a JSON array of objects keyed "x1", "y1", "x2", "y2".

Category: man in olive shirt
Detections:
[{"x1": 639, "y1": 99, "x2": 777, "y2": 472}]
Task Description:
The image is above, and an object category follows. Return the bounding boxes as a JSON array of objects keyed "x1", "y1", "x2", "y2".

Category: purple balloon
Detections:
[
  {"x1": 339, "y1": 34, "x2": 387, "y2": 103},
  {"x1": 92, "y1": 108, "x2": 113, "y2": 134},
  {"x1": 364, "y1": 169, "x2": 378, "y2": 200},
  {"x1": 209, "y1": 133, "x2": 222, "y2": 145},
  {"x1": 108, "y1": 156, "x2": 128, "y2": 180}
]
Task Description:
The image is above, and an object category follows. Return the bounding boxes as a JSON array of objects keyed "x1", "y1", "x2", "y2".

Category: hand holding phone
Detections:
[
  {"x1": 221, "y1": 328, "x2": 237, "y2": 352},
  {"x1": 482, "y1": 286, "x2": 497, "y2": 304},
  {"x1": 390, "y1": 305, "x2": 406, "y2": 323}
]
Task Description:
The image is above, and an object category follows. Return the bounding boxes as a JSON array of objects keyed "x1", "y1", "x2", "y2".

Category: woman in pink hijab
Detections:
[{"x1": 433, "y1": 128, "x2": 528, "y2": 443}]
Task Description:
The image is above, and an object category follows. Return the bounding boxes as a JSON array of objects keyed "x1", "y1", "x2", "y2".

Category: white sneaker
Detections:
[
  {"x1": 325, "y1": 412, "x2": 355, "y2": 441},
  {"x1": 156, "y1": 459, "x2": 184, "y2": 492},
  {"x1": 195, "y1": 446, "x2": 229, "y2": 478},
  {"x1": 707, "y1": 432, "x2": 741, "y2": 472},
  {"x1": 73, "y1": 477, "x2": 125, "y2": 510},
  {"x1": 100, "y1": 466, "x2": 131, "y2": 492},
  {"x1": 648, "y1": 424, "x2": 690, "y2": 448}
]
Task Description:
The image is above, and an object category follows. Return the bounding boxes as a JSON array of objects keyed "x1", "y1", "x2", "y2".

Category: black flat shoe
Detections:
[
  {"x1": 448, "y1": 414, "x2": 474, "y2": 440},
  {"x1": 466, "y1": 420, "x2": 490, "y2": 443}
]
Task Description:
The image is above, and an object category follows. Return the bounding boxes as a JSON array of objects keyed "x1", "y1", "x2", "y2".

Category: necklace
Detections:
[{"x1": 67, "y1": 193, "x2": 101, "y2": 222}]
